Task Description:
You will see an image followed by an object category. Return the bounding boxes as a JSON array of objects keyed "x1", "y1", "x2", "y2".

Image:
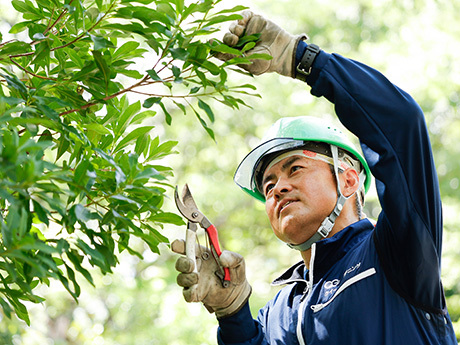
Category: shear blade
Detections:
[
  {"x1": 181, "y1": 184, "x2": 199, "y2": 210},
  {"x1": 175, "y1": 184, "x2": 202, "y2": 222}
]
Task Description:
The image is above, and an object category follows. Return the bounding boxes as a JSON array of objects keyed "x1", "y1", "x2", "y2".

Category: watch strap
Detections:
[{"x1": 296, "y1": 43, "x2": 320, "y2": 81}]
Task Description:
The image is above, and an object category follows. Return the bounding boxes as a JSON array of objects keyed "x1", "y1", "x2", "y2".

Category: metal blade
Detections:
[
  {"x1": 181, "y1": 184, "x2": 199, "y2": 211},
  {"x1": 174, "y1": 184, "x2": 203, "y2": 222}
]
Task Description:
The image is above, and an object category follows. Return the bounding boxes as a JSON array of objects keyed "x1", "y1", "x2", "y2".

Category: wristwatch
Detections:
[{"x1": 296, "y1": 44, "x2": 320, "y2": 82}]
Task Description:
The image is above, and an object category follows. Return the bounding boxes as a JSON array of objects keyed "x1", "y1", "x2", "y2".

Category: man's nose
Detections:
[{"x1": 273, "y1": 177, "x2": 292, "y2": 198}]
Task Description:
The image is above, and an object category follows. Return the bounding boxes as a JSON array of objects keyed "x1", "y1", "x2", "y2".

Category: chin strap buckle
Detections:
[{"x1": 318, "y1": 218, "x2": 334, "y2": 238}]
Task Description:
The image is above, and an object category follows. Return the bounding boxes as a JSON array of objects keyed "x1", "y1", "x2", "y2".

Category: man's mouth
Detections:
[{"x1": 279, "y1": 200, "x2": 296, "y2": 214}]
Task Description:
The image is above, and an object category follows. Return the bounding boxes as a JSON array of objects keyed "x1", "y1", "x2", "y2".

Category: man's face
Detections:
[{"x1": 262, "y1": 155, "x2": 338, "y2": 245}]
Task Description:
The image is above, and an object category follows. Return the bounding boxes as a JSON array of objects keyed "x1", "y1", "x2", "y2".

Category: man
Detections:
[{"x1": 172, "y1": 11, "x2": 457, "y2": 344}]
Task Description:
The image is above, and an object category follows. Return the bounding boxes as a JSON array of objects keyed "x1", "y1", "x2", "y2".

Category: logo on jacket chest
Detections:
[
  {"x1": 323, "y1": 279, "x2": 340, "y2": 297},
  {"x1": 321, "y1": 262, "x2": 362, "y2": 298},
  {"x1": 344, "y1": 262, "x2": 361, "y2": 277}
]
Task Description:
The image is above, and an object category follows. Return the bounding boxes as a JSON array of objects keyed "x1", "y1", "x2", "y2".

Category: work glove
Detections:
[
  {"x1": 171, "y1": 239, "x2": 251, "y2": 319},
  {"x1": 215, "y1": 10, "x2": 307, "y2": 77}
]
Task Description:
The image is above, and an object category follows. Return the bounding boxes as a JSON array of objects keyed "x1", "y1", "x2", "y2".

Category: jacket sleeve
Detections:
[
  {"x1": 304, "y1": 46, "x2": 445, "y2": 313},
  {"x1": 217, "y1": 302, "x2": 266, "y2": 345}
]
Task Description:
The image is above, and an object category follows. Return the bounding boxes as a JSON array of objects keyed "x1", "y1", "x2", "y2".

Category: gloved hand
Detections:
[
  {"x1": 215, "y1": 10, "x2": 307, "y2": 77},
  {"x1": 171, "y1": 239, "x2": 251, "y2": 318}
]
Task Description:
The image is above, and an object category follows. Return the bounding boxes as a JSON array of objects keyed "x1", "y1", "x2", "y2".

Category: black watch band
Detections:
[{"x1": 296, "y1": 44, "x2": 320, "y2": 81}]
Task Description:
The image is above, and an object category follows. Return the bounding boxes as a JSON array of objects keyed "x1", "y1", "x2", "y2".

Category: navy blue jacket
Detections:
[{"x1": 218, "y1": 44, "x2": 457, "y2": 344}]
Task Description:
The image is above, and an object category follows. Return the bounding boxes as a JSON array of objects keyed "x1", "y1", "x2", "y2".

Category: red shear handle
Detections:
[{"x1": 206, "y1": 224, "x2": 231, "y2": 283}]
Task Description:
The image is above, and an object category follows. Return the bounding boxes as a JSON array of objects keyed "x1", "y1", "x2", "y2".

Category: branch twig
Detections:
[{"x1": 9, "y1": 58, "x2": 58, "y2": 81}]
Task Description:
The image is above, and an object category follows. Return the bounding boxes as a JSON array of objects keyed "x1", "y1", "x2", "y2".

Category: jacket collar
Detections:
[{"x1": 272, "y1": 219, "x2": 374, "y2": 286}]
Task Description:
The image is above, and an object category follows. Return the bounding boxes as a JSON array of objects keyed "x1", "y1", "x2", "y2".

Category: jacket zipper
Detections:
[
  {"x1": 296, "y1": 245, "x2": 377, "y2": 344},
  {"x1": 296, "y1": 243, "x2": 316, "y2": 345}
]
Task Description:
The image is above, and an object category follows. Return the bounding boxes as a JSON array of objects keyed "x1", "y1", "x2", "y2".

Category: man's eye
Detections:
[
  {"x1": 291, "y1": 165, "x2": 302, "y2": 173},
  {"x1": 264, "y1": 183, "x2": 275, "y2": 195}
]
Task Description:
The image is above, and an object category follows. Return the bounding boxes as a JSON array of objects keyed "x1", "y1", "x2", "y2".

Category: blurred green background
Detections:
[{"x1": 1, "y1": 0, "x2": 459, "y2": 344}]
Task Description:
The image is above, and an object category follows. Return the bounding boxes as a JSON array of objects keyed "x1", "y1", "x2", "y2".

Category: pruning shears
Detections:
[{"x1": 174, "y1": 184, "x2": 231, "y2": 288}]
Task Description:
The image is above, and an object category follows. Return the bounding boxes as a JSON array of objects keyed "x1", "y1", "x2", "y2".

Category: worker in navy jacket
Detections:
[{"x1": 172, "y1": 11, "x2": 457, "y2": 344}]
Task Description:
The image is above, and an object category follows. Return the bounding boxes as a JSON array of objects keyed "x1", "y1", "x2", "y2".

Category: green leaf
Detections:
[
  {"x1": 193, "y1": 109, "x2": 215, "y2": 141},
  {"x1": 90, "y1": 35, "x2": 115, "y2": 51},
  {"x1": 9, "y1": 21, "x2": 33, "y2": 34},
  {"x1": 210, "y1": 44, "x2": 241, "y2": 56},
  {"x1": 149, "y1": 212, "x2": 184, "y2": 226},
  {"x1": 67, "y1": 250, "x2": 95, "y2": 286},
  {"x1": 134, "y1": 166, "x2": 165, "y2": 181},
  {"x1": 116, "y1": 6, "x2": 172, "y2": 26},
  {"x1": 11, "y1": 0, "x2": 37, "y2": 14},
  {"x1": 147, "y1": 69, "x2": 162, "y2": 81},
  {"x1": 204, "y1": 13, "x2": 242, "y2": 27},
  {"x1": 70, "y1": 204, "x2": 100, "y2": 223},
  {"x1": 86, "y1": 123, "x2": 111, "y2": 135},
  {"x1": 172, "y1": 65, "x2": 181, "y2": 78},
  {"x1": 109, "y1": 194, "x2": 140, "y2": 207},
  {"x1": 134, "y1": 228, "x2": 167, "y2": 254},
  {"x1": 76, "y1": 239, "x2": 108, "y2": 271},
  {"x1": 241, "y1": 41, "x2": 256, "y2": 53},
  {"x1": 199, "y1": 61, "x2": 220, "y2": 75},
  {"x1": 135, "y1": 132, "x2": 149, "y2": 156},
  {"x1": 159, "y1": 102, "x2": 172, "y2": 125},
  {"x1": 173, "y1": 100, "x2": 187, "y2": 115},
  {"x1": 131, "y1": 110, "x2": 156, "y2": 124},
  {"x1": 0, "y1": 96, "x2": 25, "y2": 106},
  {"x1": 234, "y1": 33, "x2": 261, "y2": 48},
  {"x1": 32, "y1": 200, "x2": 49, "y2": 226},
  {"x1": 30, "y1": 226, "x2": 46, "y2": 242},
  {"x1": 31, "y1": 40, "x2": 50, "y2": 67},
  {"x1": 114, "y1": 126, "x2": 154, "y2": 153},
  {"x1": 181, "y1": 3, "x2": 197, "y2": 20},
  {"x1": 66, "y1": 49, "x2": 84, "y2": 69},
  {"x1": 74, "y1": 159, "x2": 90, "y2": 186},
  {"x1": 112, "y1": 41, "x2": 141, "y2": 61},
  {"x1": 65, "y1": 264, "x2": 81, "y2": 298},
  {"x1": 56, "y1": 138, "x2": 70, "y2": 161},
  {"x1": 114, "y1": 100, "x2": 141, "y2": 136},
  {"x1": 214, "y1": 5, "x2": 248, "y2": 15},
  {"x1": 195, "y1": 69, "x2": 209, "y2": 87},
  {"x1": 247, "y1": 53, "x2": 273, "y2": 61},
  {"x1": 0, "y1": 73, "x2": 28, "y2": 96},
  {"x1": 0, "y1": 298, "x2": 13, "y2": 319},
  {"x1": 234, "y1": 83, "x2": 258, "y2": 90},
  {"x1": 101, "y1": 22, "x2": 147, "y2": 36},
  {"x1": 174, "y1": 0, "x2": 184, "y2": 12},
  {"x1": 92, "y1": 50, "x2": 110, "y2": 87},
  {"x1": 198, "y1": 99, "x2": 214, "y2": 122},
  {"x1": 147, "y1": 139, "x2": 178, "y2": 160},
  {"x1": 10, "y1": 296, "x2": 30, "y2": 325},
  {"x1": 0, "y1": 41, "x2": 31, "y2": 57},
  {"x1": 169, "y1": 47, "x2": 189, "y2": 61},
  {"x1": 117, "y1": 69, "x2": 144, "y2": 79},
  {"x1": 143, "y1": 97, "x2": 162, "y2": 108}
]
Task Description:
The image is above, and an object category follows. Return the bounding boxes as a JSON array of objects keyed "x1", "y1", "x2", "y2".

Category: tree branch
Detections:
[
  {"x1": 9, "y1": 58, "x2": 58, "y2": 81},
  {"x1": 43, "y1": 1, "x2": 74, "y2": 36},
  {"x1": 9, "y1": 0, "x2": 113, "y2": 60}
]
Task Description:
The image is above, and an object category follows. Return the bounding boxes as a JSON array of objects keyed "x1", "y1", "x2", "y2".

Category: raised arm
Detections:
[{"x1": 303, "y1": 50, "x2": 445, "y2": 312}]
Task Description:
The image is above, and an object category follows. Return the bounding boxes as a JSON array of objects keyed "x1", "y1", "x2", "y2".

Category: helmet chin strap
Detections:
[{"x1": 287, "y1": 145, "x2": 352, "y2": 252}]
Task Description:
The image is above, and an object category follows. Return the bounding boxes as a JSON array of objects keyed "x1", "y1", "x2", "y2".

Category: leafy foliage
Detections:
[{"x1": 0, "y1": 0, "x2": 269, "y2": 324}]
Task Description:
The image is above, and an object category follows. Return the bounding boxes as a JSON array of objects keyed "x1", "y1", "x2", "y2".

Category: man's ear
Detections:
[{"x1": 341, "y1": 168, "x2": 360, "y2": 198}]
